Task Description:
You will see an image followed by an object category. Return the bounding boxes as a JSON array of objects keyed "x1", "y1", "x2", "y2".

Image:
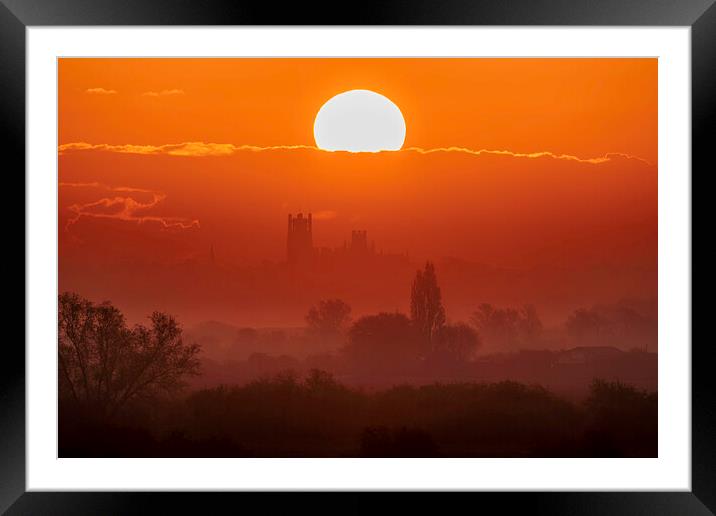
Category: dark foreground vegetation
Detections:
[
  {"x1": 60, "y1": 372, "x2": 656, "y2": 458},
  {"x1": 58, "y1": 260, "x2": 657, "y2": 459}
]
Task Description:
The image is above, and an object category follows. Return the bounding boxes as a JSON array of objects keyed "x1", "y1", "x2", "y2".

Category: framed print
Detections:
[{"x1": 4, "y1": 0, "x2": 712, "y2": 513}]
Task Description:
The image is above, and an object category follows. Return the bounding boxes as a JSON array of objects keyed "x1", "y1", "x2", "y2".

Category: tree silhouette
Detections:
[
  {"x1": 519, "y1": 304, "x2": 543, "y2": 342},
  {"x1": 565, "y1": 304, "x2": 655, "y2": 351},
  {"x1": 470, "y1": 303, "x2": 543, "y2": 351},
  {"x1": 470, "y1": 303, "x2": 519, "y2": 347},
  {"x1": 434, "y1": 322, "x2": 481, "y2": 363},
  {"x1": 343, "y1": 312, "x2": 421, "y2": 373},
  {"x1": 304, "y1": 368, "x2": 344, "y2": 395},
  {"x1": 305, "y1": 299, "x2": 352, "y2": 338},
  {"x1": 58, "y1": 292, "x2": 201, "y2": 418},
  {"x1": 410, "y1": 262, "x2": 446, "y2": 349},
  {"x1": 566, "y1": 308, "x2": 611, "y2": 341}
]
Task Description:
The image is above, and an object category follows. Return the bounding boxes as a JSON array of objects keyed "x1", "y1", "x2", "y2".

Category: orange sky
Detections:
[
  {"x1": 59, "y1": 58, "x2": 657, "y2": 161},
  {"x1": 58, "y1": 58, "x2": 657, "y2": 326}
]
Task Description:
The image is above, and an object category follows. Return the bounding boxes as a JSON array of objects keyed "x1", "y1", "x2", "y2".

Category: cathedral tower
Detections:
[{"x1": 287, "y1": 213, "x2": 313, "y2": 264}]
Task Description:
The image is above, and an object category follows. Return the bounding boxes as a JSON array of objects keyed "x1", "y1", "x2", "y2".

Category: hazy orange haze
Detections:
[{"x1": 58, "y1": 58, "x2": 657, "y2": 326}]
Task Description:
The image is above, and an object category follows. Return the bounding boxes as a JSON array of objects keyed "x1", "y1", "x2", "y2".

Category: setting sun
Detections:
[
  {"x1": 57, "y1": 58, "x2": 658, "y2": 459},
  {"x1": 313, "y1": 89, "x2": 406, "y2": 152}
]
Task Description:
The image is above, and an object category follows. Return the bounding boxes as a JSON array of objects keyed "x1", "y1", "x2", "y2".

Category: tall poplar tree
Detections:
[{"x1": 410, "y1": 262, "x2": 446, "y2": 348}]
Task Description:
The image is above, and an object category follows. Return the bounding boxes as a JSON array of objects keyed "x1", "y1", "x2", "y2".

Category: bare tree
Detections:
[
  {"x1": 470, "y1": 303, "x2": 543, "y2": 351},
  {"x1": 58, "y1": 292, "x2": 201, "y2": 418},
  {"x1": 410, "y1": 262, "x2": 446, "y2": 348},
  {"x1": 306, "y1": 299, "x2": 352, "y2": 337}
]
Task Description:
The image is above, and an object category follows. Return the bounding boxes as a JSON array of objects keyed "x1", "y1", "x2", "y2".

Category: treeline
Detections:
[
  {"x1": 196, "y1": 345, "x2": 657, "y2": 396},
  {"x1": 275, "y1": 262, "x2": 656, "y2": 365},
  {"x1": 60, "y1": 370, "x2": 657, "y2": 458},
  {"x1": 302, "y1": 262, "x2": 482, "y2": 369},
  {"x1": 57, "y1": 260, "x2": 657, "y2": 458}
]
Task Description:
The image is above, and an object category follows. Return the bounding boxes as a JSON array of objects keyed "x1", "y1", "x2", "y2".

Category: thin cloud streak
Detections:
[
  {"x1": 142, "y1": 89, "x2": 185, "y2": 97},
  {"x1": 85, "y1": 88, "x2": 117, "y2": 95},
  {"x1": 58, "y1": 141, "x2": 652, "y2": 165},
  {"x1": 58, "y1": 142, "x2": 316, "y2": 157},
  {"x1": 403, "y1": 147, "x2": 652, "y2": 166},
  {"x1": 60, "y1": 182, "x2": 199, "y2": 231}
]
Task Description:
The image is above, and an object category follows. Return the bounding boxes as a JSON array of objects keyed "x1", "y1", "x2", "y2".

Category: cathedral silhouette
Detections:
[{"x1": 286, "y1": 212, "x2": 403, "y2": 266}]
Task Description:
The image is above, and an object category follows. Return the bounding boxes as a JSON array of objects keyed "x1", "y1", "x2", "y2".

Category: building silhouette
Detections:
[
  {"x1": 287, "y1": 213, "x2": 313, "y2": 264},
  {"x1": 287, "y1": 212, "x2": 407, "y2": 267}
]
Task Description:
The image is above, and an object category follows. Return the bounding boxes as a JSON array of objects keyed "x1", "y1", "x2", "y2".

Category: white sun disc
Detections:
[{"x1": 314, "y1": 89, "x2": 406, "y2": 152}]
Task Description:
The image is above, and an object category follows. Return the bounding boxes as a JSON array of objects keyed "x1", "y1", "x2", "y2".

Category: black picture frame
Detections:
[{"x1": 3, "y1": 0, "x2": 711, "y2": 513}]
